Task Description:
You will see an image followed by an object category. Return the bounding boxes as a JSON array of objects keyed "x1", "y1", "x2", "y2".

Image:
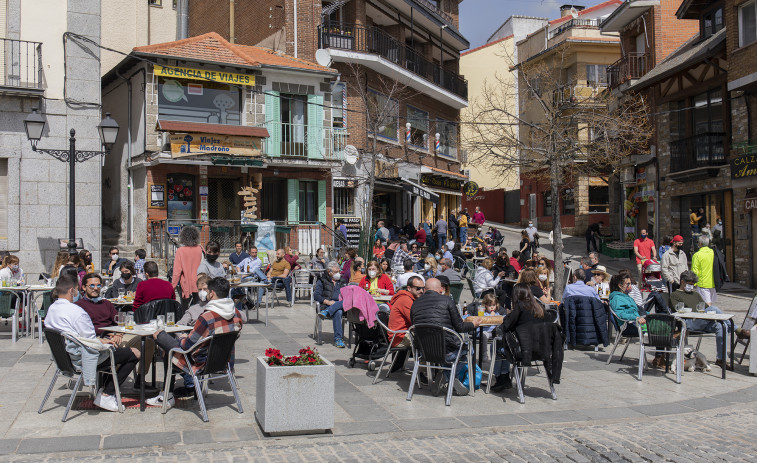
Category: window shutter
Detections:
[
  {"x1": 307, "y1": 94, "x2": 324, "y2": 158},
  {"x1": 287, "y1": 178, "x2": 299, "y2": 223},
  {"x1": 318, "y1": 180, "x2": 327, "y2": 224},
  {"x1": 265, "y1": 91, "x2": 281, "y2": 156},
  {"x1": 0, "y1": 159, "x2": 7, "y2": 240}
]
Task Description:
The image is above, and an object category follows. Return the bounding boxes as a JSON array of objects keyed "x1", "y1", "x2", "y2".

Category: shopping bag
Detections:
[{"x1": 457, "y1": 363, "x2": 482, "y2": 390}]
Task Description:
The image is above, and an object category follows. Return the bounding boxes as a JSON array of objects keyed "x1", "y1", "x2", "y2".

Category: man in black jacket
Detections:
[
  {"x1": 410, "y1": 278, "x2": 480, "y2": 392},
  {"x1": 314, "y1": 261, "x2": 346, "y2": 348}
]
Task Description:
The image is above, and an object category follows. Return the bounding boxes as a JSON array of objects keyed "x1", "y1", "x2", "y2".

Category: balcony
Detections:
[
  {"x1": 411, "y1": 0, "x2": 454, "y2": 25},
  {"x1": 262, "y1": 122, "x2": 348, "y2": 161},
  {"x1": 0, "y1": 38, "x2": 43, "y2": 95},
  {"x1": 548, "y1": 18, "x2": 600, "y2": 40},
  {"x1": 607, "y1": 53, "x2": 649, "y2": 89},
  {"x1": 318, "y1": 23, "x2": 467, "y2": 102},
  {"x1": 669, "y1": 132, "x2": 727, "y2": 178}
]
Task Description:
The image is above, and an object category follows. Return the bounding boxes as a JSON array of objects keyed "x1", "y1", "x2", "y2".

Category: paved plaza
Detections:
[{"x1": 0, "y1": 228, "x2": 755, "y2": 461}]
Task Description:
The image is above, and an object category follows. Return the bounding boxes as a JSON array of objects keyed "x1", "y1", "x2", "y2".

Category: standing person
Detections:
[
  {"x1": 107, "y1": 247, "x2": 127, "y2": 276},
  {"x1": 472, "y1": 206, "x2": 486, "y2": 229},
  {"x1": 448, "y1": 211, "x2": 459, "y2": 242},
  {"x1": 375, "y1": 221, "x2": 390, "y2": 245},
  {"x1": 172, "y1": 226, "x2": 203, "y2": 311},
  {"x1": 335, "y1": 219, "x2": 348, "y2": 248},
  {"x1": 661, "y1": 235, "x2": 687, "y2": 292},
  {"x1": 133, "y1": 261, "x2": 176, "y2": 310},
  {"x1": 196, "y1": 241, "x2": 227, "y2": 278},
  {"x1": 698, "y1": 208, "x2": 707, "y2": 231},
  {"x1": 315, "y1": 262, "x2": 346, "y2": 348},
  {"x1": 228, "y1": 242, "x2": 249, "y2": 267},
  {"x1": 526, "y1": 220, "x2": 538, "y2": 251},
  {"x1": 691, "y1": 235, "x2": 717, "y2": 305},
  {"x1": 712, "y1": 217, "x2": 724, "y2": 252},
  {"x1": 519, "y1": 230, "x2": 532, "y2": 261},
  {"x1": 633, "y1": 229, "x2": 656, "y2": 278},
  {"x1": 134, "y1": 249, "x2": 147, "y2": 277},
  {"x1": 690, "y1": 208, "x2": 702, "y2": 234},
  {"x1": 585, "y1": 221, "x2": 603, "y2": 254},
  {"x1": 402, "y1": 219, "x2": 416, "y2": 238},
  {"x1": 458, "y1": 209, "x2": 468, "y2": 245}
]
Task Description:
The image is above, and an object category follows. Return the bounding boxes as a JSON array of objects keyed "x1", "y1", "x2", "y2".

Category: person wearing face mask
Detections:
[
  {"x1": 314, "y1": 261, "x2": 347, "y2": 348},
  {"x1": 421, "y1": 256, "x2": 437, "y2": 279},
  {"x1": 349, "y1": 258, "x2": 366, "y2": 284},
  {"x1": 76, "y1": 274, "x2": 117, "y2": 336},
  {"x1": 661, "y1": 235, "x2": 688, "y2": 292},
  {"x1": 359, "y1": 261, "x2": 394, "y2": 310},
  {"x1": 133, "y1": 261, "x2": 176, "y2": 310},
  {"x1": 105, "y1": 261, "x2": 142, "y2": 299},
  {"x1": 441, "y1": 244, "x2": 454, "y2": 262},
  {"x1": 178, "y1": 274, "x2": 211, "y2": 327},
  {"x1": 670, "y1": 271, "x2": 731, "y2": 370},
  {"x1": 0, "y1": 255, "x2": 24, "y2": 285},
  {"x1": 196, "y1": 241, "x2": 227, "y2": 278},
  {"x1": 107, "y1": 247, "x2": 127, "y2": 277},
  {"x1": 633, "y1": 229, "x2": 656, "y2": 279}
]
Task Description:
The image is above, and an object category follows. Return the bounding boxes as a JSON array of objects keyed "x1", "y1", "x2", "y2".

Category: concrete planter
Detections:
[{"x1": 255, "y1": 356, "x2": 335, "y2": 435}]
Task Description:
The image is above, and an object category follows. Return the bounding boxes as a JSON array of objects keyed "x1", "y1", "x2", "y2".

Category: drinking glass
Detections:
[
  {"x1": 118, "y1": 288, "x2": 125, "y2": 300},
  {"x1": 117, "y1": 312, "x2": 126, "y2": 327},
  {"x1": 157, "y1": 315, "x2": 165, "y2": 329},
  {"x1": 477, "y1": 307, "x2": 485, "y2": 317},
  {"x1": 675, "y1": 302, "x2": 684, "y2": 312},
  {"x1": 696, "y1": 302, "x2": 706, "y2": 313},
  {"x1": 125, "y1": 313, "x2": 135, "y2": 330},
  {"x1": 167, "y1": 312, "x2": 175, "y2": 327}
]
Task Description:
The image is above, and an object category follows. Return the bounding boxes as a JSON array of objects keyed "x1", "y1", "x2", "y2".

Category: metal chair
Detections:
[
  {"x1": 292, "y1": 269, "x2": 314, "y2": 302},
  {"x1": 642, "y1": 313, "x2": 686, "y2": 384},
  {"x1": 465, "y1": 278, "x2": 480, "y2": 303},
  {"x1": 134, "y1": 298, "x2": 184, "y2": 324},
  {"x1": 606, "y1": 306, "x2": 645, "y2": 380},
  {"x1": 161, "y1": 331, "x2": 243, "y2": 422},
  {"x1": 33, "y1": 291, "x2": 53, "y2": 345},
  {"x1": 0, "y1": 291, "x2": 20, "y2": 342},
  {"x1": 449, "y1": 282, "x2": 465, "y2": 306},
  {"x1": 406, "y1": 324, "x2": 470, "y2": 406},
  {"x1": 372, "y1": 311, "x2": 415, "y2": 384},
  {"x1": 39, "y1": 328, "x2": 125, "y2": 421},
  {"x1": 736, "y1": 295, "x2": 757, "y2": 364}
]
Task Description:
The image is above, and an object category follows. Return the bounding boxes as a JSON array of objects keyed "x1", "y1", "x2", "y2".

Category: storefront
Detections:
[
  {"x1": 621, "y1": 165, "x2": 657, "y2": 242},
  {"x1": 418, "y1": 168, "x2": 466, "y2": 223}
]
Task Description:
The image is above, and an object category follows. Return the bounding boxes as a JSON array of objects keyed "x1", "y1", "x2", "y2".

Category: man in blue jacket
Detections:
[{"x1": 315, "y1": 261, "x2": 345, "y2": 348}]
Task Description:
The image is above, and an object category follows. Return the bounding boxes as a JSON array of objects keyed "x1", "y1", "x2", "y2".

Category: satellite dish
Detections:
[
  {"x1": 315, "y1": 49, "x2": 332, "y2": 67},
  {"x1": 570, "y1": 7, "x2": 579, "y2": 18},
  {"x1": 343, "y1": 145, "x2": 359, "y2": 165}
]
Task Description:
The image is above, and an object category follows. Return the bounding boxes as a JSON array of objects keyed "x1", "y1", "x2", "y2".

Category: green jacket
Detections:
[
  {"x1": 609, "y1": 291, "x2": 640, "y2": 323},
  {"x1": 691, "y1": 246, "x2": 714, "y2": 289}
]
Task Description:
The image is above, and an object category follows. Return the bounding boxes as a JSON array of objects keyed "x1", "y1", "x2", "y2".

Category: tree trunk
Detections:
[
  {"x1": 551, "y1": 162, "x2": 564, "y2": 300},
  {"x1": 361, "y1": 137, "x2": 378, "y2": 260}
]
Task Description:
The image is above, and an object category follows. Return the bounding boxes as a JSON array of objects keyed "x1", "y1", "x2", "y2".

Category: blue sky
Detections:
[{"x1": 459, "y1": 0, "x2": 574, "y2": 49}]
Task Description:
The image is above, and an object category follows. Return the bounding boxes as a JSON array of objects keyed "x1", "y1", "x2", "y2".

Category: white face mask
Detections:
[
  {"x1": 111, "y1": 254, "x2": 119, "y2": 261},
  {"x1": 684, "y1": 284, "x2": 694, "y2": 293},
  {"x1": 538, "y1": 274, "x2": 548, "y2": 281},
  {"x1": 424, "y1": 264, "x2": 431, "y2": 270},
  {"x1": 332, "y1": 272, "x2": 341, "y2": 281},
  {"x1": 198, "y1": 289, "x2": 208, "y2": 301},
  {"x1": 368, "y1": 270, "x2": 377, "y2": 278}
]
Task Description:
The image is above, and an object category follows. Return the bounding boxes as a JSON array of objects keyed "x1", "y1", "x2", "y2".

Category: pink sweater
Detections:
[
  {"x1": 339, "y1": 285, "x2": 379, "y2": 328},
  {"x1": 172, "y1": 245, "x2": 203, "y2": 298}
]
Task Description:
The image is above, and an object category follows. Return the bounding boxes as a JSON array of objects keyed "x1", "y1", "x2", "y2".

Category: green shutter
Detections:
[
  {"x1": 265, "y1": 91, "x2": 281, "y2": 156},
  {"x1": 307, "y1": 94, "x2": 324, "y2": 158},
  {"x1": 318, "y1": 180, "x2": 327, "y2": 224},
  {"x1": 287, "y1": 178, "x2": 299, "y2": 223}
]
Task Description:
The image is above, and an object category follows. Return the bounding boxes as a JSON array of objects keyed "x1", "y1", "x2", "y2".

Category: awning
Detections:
[
  {"x1": 402, "y1": 179, "x2": 439, "y2": 204},
  {"x1": 156, "y1": 120, "x2": 270, "y2": 138},
  {"x1": 426, "y1": 186, "x2": 462, "y2": 197}
]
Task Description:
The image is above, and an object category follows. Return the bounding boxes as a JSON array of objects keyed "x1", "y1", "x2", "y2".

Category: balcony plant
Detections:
[{"x1": 255, "y1": 347, "x2": 334, "y2": 435}]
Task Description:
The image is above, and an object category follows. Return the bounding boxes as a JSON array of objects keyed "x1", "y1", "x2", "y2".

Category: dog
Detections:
[{"x1": 671, "y1": 345, "x2": 711, "y2": 373}]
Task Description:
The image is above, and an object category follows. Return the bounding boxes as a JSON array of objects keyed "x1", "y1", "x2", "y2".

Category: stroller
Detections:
[
  {"x1": 344, "y1": 308, "x2": 389, "y2": 370},
  {"x1": 641, "y1": 259, "x2": 666, "y2": 292}
]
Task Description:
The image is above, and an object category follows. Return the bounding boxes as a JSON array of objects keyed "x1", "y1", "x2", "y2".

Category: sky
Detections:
[{"x1": 459, "y1": 0, "x2": 578, "y2": 49}]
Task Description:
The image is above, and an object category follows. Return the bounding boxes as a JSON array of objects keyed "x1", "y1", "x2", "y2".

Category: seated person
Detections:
[
  {"x1": 234, "y1": 246, "x2": 269, "y2": 308},
  {"x1": 517, "y1": 268, "x2": 551, "y2": 304},
  {"x1": 349, "y1": 257, "x2": 365, "y2": 284},
  {"x1": 413, "y1": 227, "x2": 427, "y2": 247},
  {"x1": 536, "y1": 267, "x2": 551, "y2": 301},
  {"x1": 493, "y1": 250, "x2": 514, "y2": 277},
  {"x1": 283, "y1": 246, "x2": 302, "y2": 271},
  {"x1": 591, "y1": 265, "x2": 611, "y2": 298},
  {"x1": 608, "y1": 273, "x2": 646, "y2": 329},
  {"x1": 510, "y1": 251, "x2": 522, "y2": 273},
  {"x1": 77, "y1": 273, "x2": 117, "y2": 336},
  {"x1": 267, "y1": 248, "x2": 292, "y2": 304},
  {"x1": 562, "y1": 268, "x2": 600, "y2": 300},
  {"x1": 359, "y1": 260, "x2": 395, "y2": 297},
  {"x1": 148, "y1": 277, "x2": 243, "y2": 408},
  {"x1": 314, "y1": 262, "x2": 346, "y2": 348},
  {"x1": 105, "y1": 261, "x2": 141, "y2": 299},
  {"x1": 133, "y1": 261, "x2": 176, "y2": 310},
  {"x1": 441, "y1": 244, "x2": 454, "y2": 262},
  {"x1": 196, "y1": 240, "x2": 227, "y2": 278},
  {"x1": 310, "y1": 248, "x2": 328, "y2": 271},
  {"x1": 46, "y1": 275, "x2": 140, "y2": 412},
  {"x1": 421, "y1": 256, "x2": 437, "y2": 280},
  {"x1": 437, "y1": 258, "x2": 461, "y2": 283},
  {"x1": 408, "y1": 242, "x2": 420, "y2": 258},
  {"x1": 178, "y1": 274, "x2": 211, "y2": 326},
  {"x1": 387, "y1": 276, "x2": 423, "y2": 376},
  {"x1": 474, "y1": 258, "x2": 508, "y2": 306},
  {"x1": 465, "y1": 293, "x2": 510, "y2": 391},
  {"x1": 228, "y1": 242, "x2": 249, "y2": 267},
  {"x1": 396, "y1": 258, "x2": 424, "y2": 289},
  {"x1": 373, "y1": 239, "x2": 386, "y2": 260},
  {"x1": 671, "y1": 270, "x2": 731, "y2": 369}
]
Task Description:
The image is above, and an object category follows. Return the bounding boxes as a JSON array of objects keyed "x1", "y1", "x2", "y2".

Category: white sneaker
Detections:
[
  {"x1": 95, "y1": 393, "x2": 120, "y2": 412},
  {"x1": 146, "y1": 392, "x2": 175, "y2": 409},
  {"x1": 94, "y1": 388, "x2": 104, "y2": 403}
]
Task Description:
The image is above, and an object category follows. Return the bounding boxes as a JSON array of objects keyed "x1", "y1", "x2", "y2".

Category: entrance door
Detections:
[
  {"x1": 208, "y1": 178, "x2": 241, "y2": 221},
  {"x1": 529, "y1": 194, "x2": 537, "y2": 227},
  {"x1": 261, "y1": 179, "x2": 287, "y2": 221}
]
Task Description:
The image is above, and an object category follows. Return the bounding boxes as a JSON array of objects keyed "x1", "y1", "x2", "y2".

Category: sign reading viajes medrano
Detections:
[{"x1": 169, "y1": 133, "x2": 262, "y2": 157}]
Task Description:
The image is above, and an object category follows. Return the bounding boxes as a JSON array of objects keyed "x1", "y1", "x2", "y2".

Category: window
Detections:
[
  {"x1": 586, "y1": 65, "x2": 607, "y2": 87},
  {"x1": 528, "y1": 78, "x2": 541, "y2": 98},
  {"x1": 149, "y1": 0, "x2": 162, "y2": 6},
  {"x1": 543, "y1": 190, "x2": 552, "y2": 217},
  {"x1": 280, "y1": 93, "x2": 307, "y2": 155},
  {"x1": 0, "y1": 159, "x2": 7, "y2": 240},
  {"x1": 669, "y1": 100, "x2": 686, "y2": 141},
  {"x1": 158, "y1": 77, "x2": 241, "y2": 125},
  {"x1": 693, "y1": 88, "x2": 723, "y2": 135},
  {"x1": 298, "y1": 181, "x2": 318, "y2": 222},
  {"x1": 436, "y1": 120, "x2": 458, "y2": 158},
  {"x1": 740, "y1": 1, "x2": 757, "y2": 47},
  {"x1": 702, "y1": 6, "x2": 724, "y2": 38},
  {"x1": 589, "y1": 185, "x2": 609, "y2": 213},
  {"x1": 407, "y1": 105, "x2": 428, "y2": 148},
  {"x1": 332, "y1": 83, "x2": 345, "y2": 128},
  {"x1": 367, "y1": 90, "x2": 399, "y2": 140},
  {"x1": 334, "y1": 188, "x2": 354, "y2": 215},
  {"x1": 562, "y1": 188, "x2": 575, "y2": 215}
]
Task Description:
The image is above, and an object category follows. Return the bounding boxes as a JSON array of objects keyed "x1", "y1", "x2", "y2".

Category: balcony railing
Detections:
[
  {"x1": 548, "y1": 18, "x2": 600, "y2": 40},
  {"x1": 318, "y1": 23, "x2": 468, "y2": 100},
  {"x1": 0, "y1": 38, "x2": 43, "y2": 90},
  {"x1": 669, "y1": 132, "x2": 727, "y2": 173},
  {"x1": 607, "y1": 52, "x2": 649, "y2": 89},
  {"x1": 412, "y1": 0, "x2": 454, "y2": 25},
  {"x1": 262, "y1": 122, "x2": 348, "y2": 160}
]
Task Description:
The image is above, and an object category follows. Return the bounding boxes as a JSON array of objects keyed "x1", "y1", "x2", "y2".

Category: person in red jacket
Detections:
[
  {"x1": 133, "y1": 261, "x2": 176, "y2": 310},
  {"x1": 414, "y1": 227, "x2": 427, "y2": 246},
  {"x1": 359, "y1": 261, "x2": 395, "y2": 296},
  {"x1": 387, "y1": 276, "x2": 425, "y2": 372}
]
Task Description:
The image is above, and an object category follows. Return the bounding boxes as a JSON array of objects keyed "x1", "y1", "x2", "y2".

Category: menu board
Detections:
[
  {"x1": 149, "y1": 183, "x2": 165, "y2": 208},
  {"x1": 334, "y1": 217, "x2": 361, "y2": 248}
]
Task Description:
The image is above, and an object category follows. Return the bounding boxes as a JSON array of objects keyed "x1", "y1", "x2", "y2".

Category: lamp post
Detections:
[{"x1": 24, "y1": 108, "x2": 119, "y2": 255}]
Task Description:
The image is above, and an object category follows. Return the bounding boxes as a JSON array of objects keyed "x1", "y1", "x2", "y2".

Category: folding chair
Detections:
[
  {"x1": 449, "y1": 282, "x2": 465, "y2": 306},
  {"x1": 292, "y1": 269, "x2": 313, "y2": 302},
  {"x1": 39, "y1": 328, "x2": 125, "y2": 421},
  {"x1": 737, "y1": 296, "x2": 757, "y2": 364},
  {"x1": 33, "y1": 291, "x2": 53, "y2": 345},
  {"x1": 373, "y1": 311, "x2": 415, "y2": 384}
]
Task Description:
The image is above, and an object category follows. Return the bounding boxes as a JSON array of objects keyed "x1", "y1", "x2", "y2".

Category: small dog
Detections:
[{"x1": 671, "y1": 345, "x2": 711, "y2": 373}]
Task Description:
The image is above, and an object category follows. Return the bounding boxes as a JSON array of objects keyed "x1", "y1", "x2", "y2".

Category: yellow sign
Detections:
[
  {"x1": 154, "y1": 65, "x2": 255, "y2": 86},
  {"x1": 169, "y1": 133, "x2": 262, "y2": 157}
]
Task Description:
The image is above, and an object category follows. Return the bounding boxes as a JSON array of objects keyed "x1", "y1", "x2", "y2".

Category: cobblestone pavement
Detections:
[{"x1": 2, "y1": 402, "x2": 756, "y2": 462}]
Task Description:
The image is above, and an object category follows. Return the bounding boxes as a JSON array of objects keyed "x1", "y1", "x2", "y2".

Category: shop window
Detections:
[
  {"x1": 367, "y1": 89, "x2": 399, "y2": 141},
  {"x1": 437, "y1": 119, "x2": 457, "y2": 159},
  {"x1": 562, "y1": 188, "x2": 575, "y2": 215},
  {"x1": 332, "y1": 83, "x2": 346, "y2": 128},
  {"x1": 543, "y1": 190, "x2": 552, "y2": 217},
  {"x1": 702, "y1": 6, "x2": 724, "y2": 39},
  {"x1": 586, "y1": 65, "x2": 607, "y2": 88},
  {"x1": 299, "y1": 180, "x2": 318, "y2": 222},
  {"x1": 407, "y1": 105, "x2": 429, "y2": 148},
  {"x1": 334, "y1": 187, "x2": 354, "y2": 215},
  {"x1": 158, "y1": 77, "x2": 241, "y2": 125},
  {"x1": 0, "y1": 159, "x2": 6, "y2": 240},
  {"x1": 740, "y1": 1, "x2": 757, "y2": 47},
  {"x1": 589, "y1": 186, "x2": 609, "y2": 213}
]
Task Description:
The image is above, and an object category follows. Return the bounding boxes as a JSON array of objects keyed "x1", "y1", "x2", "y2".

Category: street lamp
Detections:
[{"x1": 24, "y1": 108, "x2": 119, "y2": 255}]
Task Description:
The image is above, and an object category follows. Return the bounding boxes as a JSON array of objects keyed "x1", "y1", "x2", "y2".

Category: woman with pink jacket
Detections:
[{"x1": 172, "y1": 226, "x2": 203, "y2": 311}]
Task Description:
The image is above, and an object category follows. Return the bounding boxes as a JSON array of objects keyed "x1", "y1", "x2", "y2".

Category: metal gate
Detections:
[{"x1": 208, "y1": 178, "x2": 241, "y2": 251}]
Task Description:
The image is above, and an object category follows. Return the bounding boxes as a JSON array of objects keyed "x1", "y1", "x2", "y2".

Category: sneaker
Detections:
[
  {"x1": 453, "y1": 378, "x2": 469, "y2": 395},
  {"x1": 334, "y1": 338, "x2": 345, "y2": 348},
  {"x1": 94, "y1": 393, "x2": 120, "y2": 412},
  {"x1": 94, "y1": 387, "x2": 104, "y2": 403},
  {"x1": 173, "y1": 386, "x2": 194, "y2": 399},
  {"x1": 146, "y1": 392, "x2": 175, "y2": 409},
  {"x1": 319, "y1": 310, "x2": 330, "y2": 320},
  {"x1": 418, "y1": 372, "x2": 429, "y2": 387}
]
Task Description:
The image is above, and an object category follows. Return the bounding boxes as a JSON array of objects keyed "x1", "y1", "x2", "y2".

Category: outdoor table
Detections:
[
  {"x1": 230, "y1": 280, "x2": 272, "y2": 326},
  {"x1": 673, "y1": 311, "x2": 735, "y2": 379},
  {"x1": 371, "y1": 295, "x2": 392, "y2": 303},
  {"x1": 27, "y1": 285, "x2": 54, "y2": 340},
  {"x1": 107, "y1": 298, "x2": 134, "y2": 308},
  {"x1": 0, "y1": 286, "x2": 30, "y2": 341},
  {"x1": 100, "y1": 323, "x2": 193, "y2": 411},
  {"x1": 469, "y1": 315, "x2": 504, "y2": 369}
]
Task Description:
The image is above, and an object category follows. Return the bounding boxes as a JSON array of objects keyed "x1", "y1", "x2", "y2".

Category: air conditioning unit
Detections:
[
  {"x1": 462, "y1": 169, "x2": 471, "y2": 178},
  {"x1": 620, "y1": 166, "x2": 635, "y2": 184}
]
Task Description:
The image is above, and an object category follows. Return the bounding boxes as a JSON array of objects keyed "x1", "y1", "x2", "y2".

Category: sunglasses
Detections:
[
  {"x1": 409, "y1": 286, "x2": 425, "y2": 291},
  {"x1": 87, "y1": 284, "x2": 102, "y2": 288}
]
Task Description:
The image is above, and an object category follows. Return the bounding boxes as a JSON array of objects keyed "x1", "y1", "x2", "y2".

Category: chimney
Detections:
[{"x1": 560, "y1": 5, "x2": 585, "y2": 18}]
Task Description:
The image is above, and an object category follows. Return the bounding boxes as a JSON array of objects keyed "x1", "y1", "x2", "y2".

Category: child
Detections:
[{"x1": 0, "y1": 255, "x2": 24, "y2": 285}]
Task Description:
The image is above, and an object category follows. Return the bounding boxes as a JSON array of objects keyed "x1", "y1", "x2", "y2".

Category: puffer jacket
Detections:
[
  {"x1": 410, "y1": 290, "x2": 474, "y2": 354},
  {"x1": 313, "y1": 274, "x2": 342, "y2": 309},
  {"x1": 499, "y1": 305, "x2": 564, "y2": 383},
  {"x1": 560, "y1": 296, "x2": 609, "y2": 347}
]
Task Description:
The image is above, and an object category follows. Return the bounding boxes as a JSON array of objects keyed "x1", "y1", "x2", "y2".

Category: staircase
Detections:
[{"x1": 102, "y1": 225, "x2": 170, "y2": 276}]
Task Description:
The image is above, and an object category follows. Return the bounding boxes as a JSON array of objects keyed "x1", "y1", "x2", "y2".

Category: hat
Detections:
[
  {"x1": 591, "y1": 265, "x2": 611, "y2": 280},
  {"x1": 671, "y1": 235, "x2": 684, "y2": 243},
  {"x1": 436, "y1": 275, "x2": 450, "y2": 288}
]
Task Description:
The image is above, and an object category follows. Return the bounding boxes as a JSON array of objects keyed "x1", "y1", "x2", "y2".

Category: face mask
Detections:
[
  {"x1": 121, "y1": 273, "x2": 132, "y2": 280},
  {"x1": 332, "y1": 272, "x2": 341, "y2": 281},
  {"x1": 435, "y1": 255, "x2": 441, "y2": 261},
  {"x1": 368, "y1": 270, "x2": 377, "y2": 278},
  {"x1": 538, "y1": 274, "x2": 548, "y2": 281},
  {"x1": 111, "y1": 254, "x2": 119, "y2": 261},
  {"x1": 528, "y1": 223, "x2": 533, "y2": 227},
  {"x1": 198, "y1": 289, "x2": 208, "y2": 301},
  {"x1": 717, "y1": 220, "x2": 722, "y2": 224},
  {"x1": 10, "y1": 265, "x2": 19, "y2": 272},
  {"x1": 206, "y1": 254, "x2": 219, "y2": 263},
  {"x1": 684, "y1": 284, "x2": 694, "y2": 293},
  {"x1": 424, "y1": 264, "x2": 431, "y2": 271},
  {"x1": 640, "y1": 234, "x2": 647, "y2": 240},
  {"x1": 72, "y1": 292, "x2": 81, "y2": 303}
]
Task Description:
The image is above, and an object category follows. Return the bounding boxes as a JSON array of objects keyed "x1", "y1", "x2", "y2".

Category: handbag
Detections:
[{"x1": 457, "y1": 363, "x2": 482, "y2": 390}]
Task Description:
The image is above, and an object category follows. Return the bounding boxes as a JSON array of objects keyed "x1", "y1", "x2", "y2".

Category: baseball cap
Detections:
[{"x1": 671, "y1": 235, "x2": 684, "y2": 243}]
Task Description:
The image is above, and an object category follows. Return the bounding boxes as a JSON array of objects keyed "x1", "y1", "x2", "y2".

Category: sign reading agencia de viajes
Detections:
[
  {"x1": 154, "y1": 65, "x2": 256, "y2": 86},
  {"x1": 169, "y1": 133, "x2": 263, "y2": 157}
]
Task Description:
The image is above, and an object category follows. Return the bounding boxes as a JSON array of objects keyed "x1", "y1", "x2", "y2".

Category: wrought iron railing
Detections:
[
  {"x1": 318, "y1": 23, "x2": 468, "y2": 100},
  {"x1": 0, "y1": 38, "x2": 43, "y2": 90},
  {"x1": 412, "y1": 0, "x2": 454, "y2": 25},
  {"x1": 669, "y1": 132, "x2": 727, "y2": 173},
  {"x1": 607, "y1": 52, "x2": 649, "y2": 89},
  {"x1": 548, "y1": 18, "x2": 600, "y2": 40},
  {"x1": 261, "y1": 123, "x2": 348, "y2": 159}
]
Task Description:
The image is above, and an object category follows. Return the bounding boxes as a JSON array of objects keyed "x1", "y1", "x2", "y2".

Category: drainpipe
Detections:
[
  {"x1": 176, "y1": 0, "x2": 188, "y2": 40},
  {"x1": 294, "y1": 0, "x2": 298, "y2": 58},
  {"x1": 230, "y1": 0, "x2": 235, "y2": 43}
]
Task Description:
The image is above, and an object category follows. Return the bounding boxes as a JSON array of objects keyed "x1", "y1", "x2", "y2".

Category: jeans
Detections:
[
  {"x1": 271, "y1": 276, "x2": 292, "y2": 303},
  {"x1": 460, "y1": 227, "x2": 467, "y2": 246},
  {"x1": 438, "y1": 234, "x2": 447, "y2": 250},
  {"x1": 322, "y1": 301, "x2": 344, "y2": 341},
  {"x1": 378, "y1": 303, "x2": 391, "y2": 313},
  {"x1": 685, "y1": 305, "x2": 731, "y2": 360},
  {"x1": 444, "y1": 349, "x2": 469, "y2": 380},
  {"x1": 101, "y1": 347, "x2": 139, "y2": 395}
]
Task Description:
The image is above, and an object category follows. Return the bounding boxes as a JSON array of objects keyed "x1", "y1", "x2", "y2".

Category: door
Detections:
[
  {"x1": 529, "y1": 193, "x2": 537, "y2": 227},
  {"x1": 261, "y1": 179, "x2": 287, "y2": 221}
]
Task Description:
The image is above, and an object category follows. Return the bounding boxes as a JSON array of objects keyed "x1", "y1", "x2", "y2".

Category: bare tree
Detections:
[{"x1": 463, "y1": 52, "x2": 653, "y2": 298}]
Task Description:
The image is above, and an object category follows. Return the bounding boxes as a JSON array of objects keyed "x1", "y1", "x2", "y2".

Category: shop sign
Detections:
[
  {"x1": 463, "y1": 181, "x2": 479, "y2": 198},
  {"x1": 420, "y1": 174, "x2": 463, "y2": 190},
  {"x1": 238, "y1": 184, "x2": 259, "y2": 221},
  {"x1": 154, "y1": 65, "x2": 255, "y2": 86},
  {"x1": 169, "y1": 132, "x2": 262, "y2": 157},
  {"x1": 730, "y1": 153, "x2": 757, "y2": 180},
  {"x1": 334, "y1": 217, "x2": 361, "y2": 247},
  {"x1": 744, "y1": 197, "x2": 757, "y2": 211},
  {"x1": 148, "y1": 183, "x2": 165, "y2": 208},
  {"x1": 403, "y1": 180, "x2": 439, "y2": 204},
  {"x1": 333, "y1": 179, "x2": 356, "y2": 188}
]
